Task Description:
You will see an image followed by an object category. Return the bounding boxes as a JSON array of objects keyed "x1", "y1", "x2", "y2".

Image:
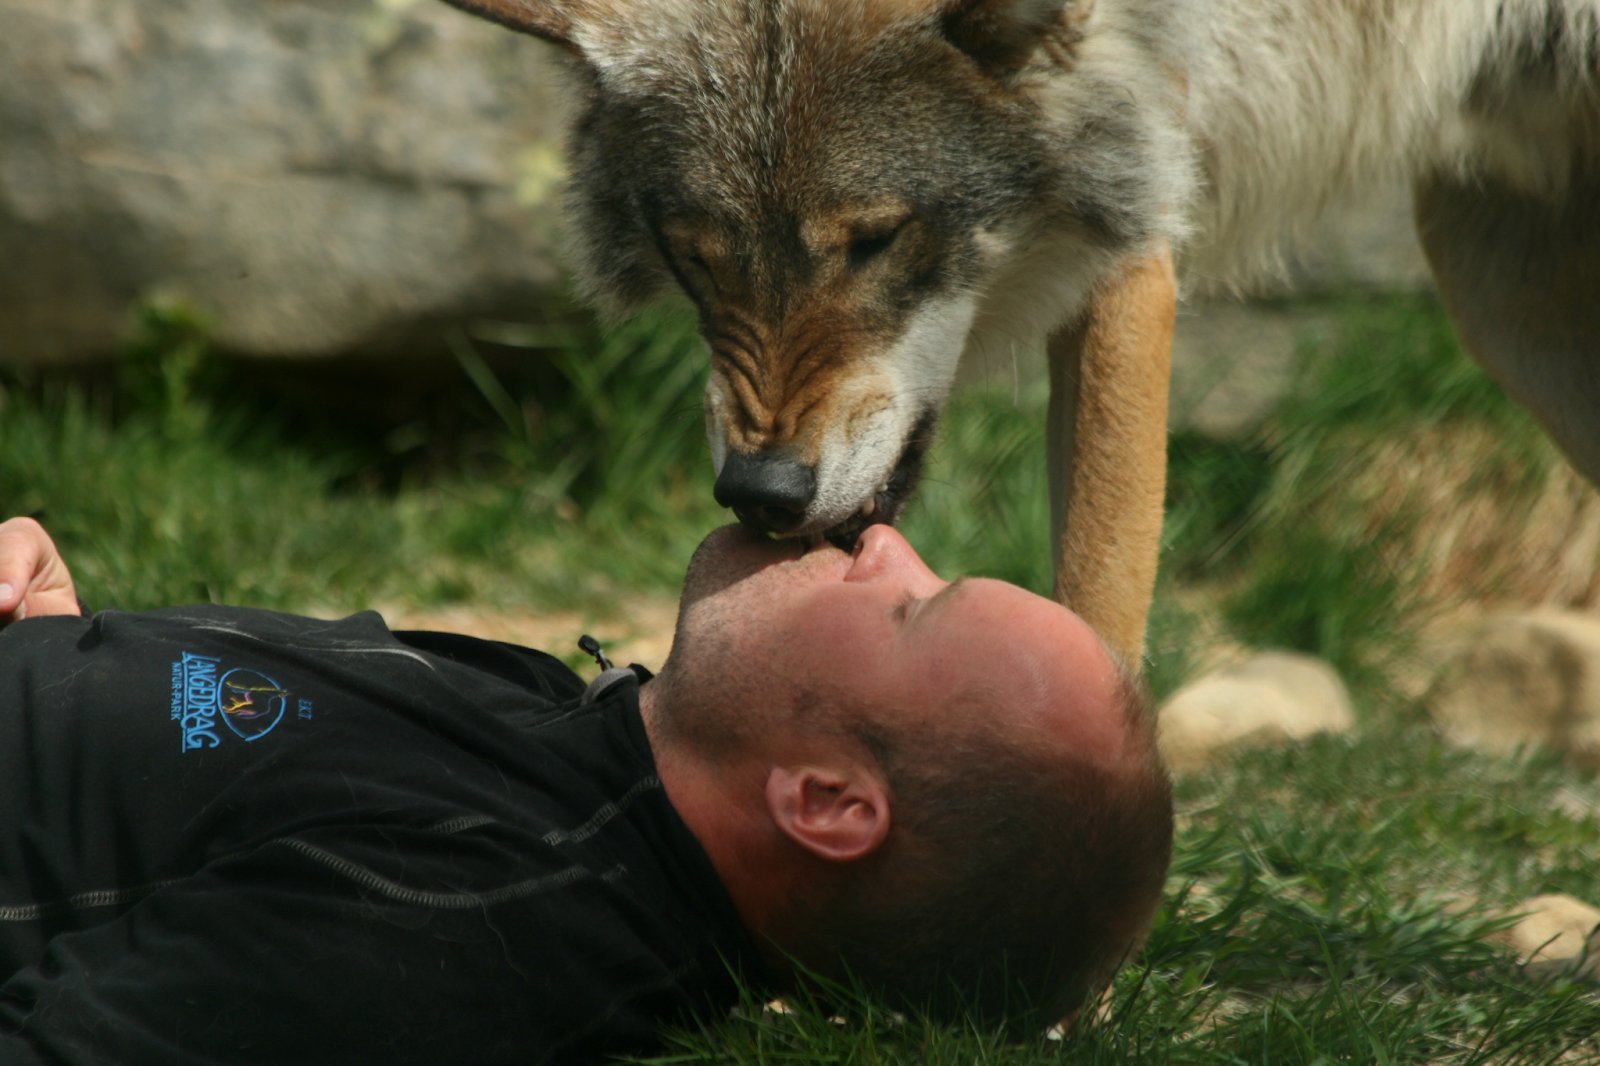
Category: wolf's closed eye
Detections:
[{"x1": 847, "y1": 219, "x2": 910, "y2": 271}]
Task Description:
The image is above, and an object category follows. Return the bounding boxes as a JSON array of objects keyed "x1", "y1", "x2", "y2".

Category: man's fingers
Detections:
[
  {"x1": 0, "y1": 516, "x2": 79, "y2": 625},
  {"x1": 0, "y1": 571, "x2": 33, "y2": 619},
  {"x1": 0, "y1": 518, "x2": 45, "y2": 614},
  {"x1": 23, "y1": 589, "x2": 82, "y2": 620},
  {"x1": 0, "y1": 581, "x2": 24, "y2": 626},
  {"x1": 0, "y1": 519, "x2": 47, "y2": 580},
  {"x1": 0, "y1": 571, "x2": 30, "y2": 624}
]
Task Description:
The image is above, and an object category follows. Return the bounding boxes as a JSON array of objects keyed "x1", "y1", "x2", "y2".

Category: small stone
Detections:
[
  {"x1": 1499, "y1": 893, "x2": 1600, "y2": 983},
  {"x1": 1426, "y1": 611, "x2": 1600, "y2": 771},
  {"x1": 1157, "y1": 650, "x2": 1355, "y2": 772}
]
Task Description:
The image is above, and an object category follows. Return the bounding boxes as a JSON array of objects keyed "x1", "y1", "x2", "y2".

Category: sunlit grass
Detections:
[{"x1": 643, "y1": 728, "x2": 1600, "y2": 1065}]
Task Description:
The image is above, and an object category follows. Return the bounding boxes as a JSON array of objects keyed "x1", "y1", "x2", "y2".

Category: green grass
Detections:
[
  {"x1": 4, "y1": 291, "x2": 1599, "y2": 1063},
  {"x1": 1159, "y1": 293, "x2": 1567, "y2": 701},
  {"x1": 902, "y1": 381, "x2": 1056, "y2": 594},
  {"x1": 1, "y1": 302, "x2": 723, "y2": 614},
  {"x1": 647, "y1": 727, "x2": 1599, "y2": 1065}
]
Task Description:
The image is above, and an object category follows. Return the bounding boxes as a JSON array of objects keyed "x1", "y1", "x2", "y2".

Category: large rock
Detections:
[
  {"x1": 1426, "y1": 611, "x2": 1600, "y2": 771},
  {"x1": 1157, "y1": 650, "x2": 1356, "y2": 772},
  {"x1": 0, "y1": 0, "x2": 569, "y2": 364}
]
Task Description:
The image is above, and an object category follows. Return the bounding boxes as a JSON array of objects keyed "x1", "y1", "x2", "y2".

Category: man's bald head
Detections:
[{"x1": 642, "y1": 525, "x2": 1173, "y2": 1027}]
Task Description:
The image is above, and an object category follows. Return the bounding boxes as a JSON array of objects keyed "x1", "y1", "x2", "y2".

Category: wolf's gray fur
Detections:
[{"x1": 442, "y1": 0, "x2": 1599, "y2": 549}]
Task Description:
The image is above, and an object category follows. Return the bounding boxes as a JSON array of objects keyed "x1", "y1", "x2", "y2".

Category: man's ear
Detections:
[
  {"x1": 938, "y1": 0, "x2": 1092, "y2": 75},
  {"x1": 438, "y1": 0, "x2": 584, "y2": 50},
  {"x1": 765, "y1": 766, "x2": 890, "y2": 863}
]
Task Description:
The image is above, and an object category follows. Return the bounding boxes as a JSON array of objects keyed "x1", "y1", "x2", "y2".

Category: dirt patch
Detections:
[{"x1": 1333, "y1": 424, "x2": 1600, "y2": 608}]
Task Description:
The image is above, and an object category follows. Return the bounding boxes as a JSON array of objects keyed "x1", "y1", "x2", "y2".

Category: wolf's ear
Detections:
[
  {"x1": 938, "y1": 0, "x2": 1091, "y2": 74},
  {"x1": 439, "y1": 0, "x2": 582, "y2": 51}
]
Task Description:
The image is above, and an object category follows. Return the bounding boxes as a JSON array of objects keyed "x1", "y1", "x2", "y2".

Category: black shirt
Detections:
[{"x1": 0, "y1": 606, "x2": 758, "y2": 1064}]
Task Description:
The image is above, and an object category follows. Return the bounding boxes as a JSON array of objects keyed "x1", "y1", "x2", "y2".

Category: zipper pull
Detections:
[{"x1": 578, "y1": 634, "x2": 614, "y2": 672}]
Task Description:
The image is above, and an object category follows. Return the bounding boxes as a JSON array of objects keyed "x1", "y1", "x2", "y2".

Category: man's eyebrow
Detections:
[
  {"x1": 899, "y1": 576, "x2": 975, "y2": 625},
  {"x1": 921, "y1": 576, "x2": 974, "y2": 614}
]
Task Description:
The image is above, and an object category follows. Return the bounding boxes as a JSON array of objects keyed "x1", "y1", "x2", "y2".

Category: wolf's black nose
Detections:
[{"x1": 714, "y1": 451, "x2": 816, "y2": 535}]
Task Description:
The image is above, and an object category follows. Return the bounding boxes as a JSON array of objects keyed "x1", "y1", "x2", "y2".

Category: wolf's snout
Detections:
[{"x1": 713, "y1": 452, "x2": 817, "y2": 536}]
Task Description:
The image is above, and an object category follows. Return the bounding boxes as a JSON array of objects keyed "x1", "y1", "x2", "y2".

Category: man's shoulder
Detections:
[{"x1": 391, "y1": 625, "x2": 587, "y2": 703}]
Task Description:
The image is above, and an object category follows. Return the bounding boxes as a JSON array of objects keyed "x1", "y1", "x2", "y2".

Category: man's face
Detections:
[{"x1": 660, "y1": 525, "x2": 1127, "y2": 763}]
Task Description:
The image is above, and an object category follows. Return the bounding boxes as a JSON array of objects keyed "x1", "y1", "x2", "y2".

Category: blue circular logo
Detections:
[{"x1": 217, "y1": 668, "x2": 289, "y2": 741}]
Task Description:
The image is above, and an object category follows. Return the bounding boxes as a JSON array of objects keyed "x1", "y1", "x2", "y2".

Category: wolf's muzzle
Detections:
[{"x1": 713, "y1": 451, "x2": 817, "y2": 536}]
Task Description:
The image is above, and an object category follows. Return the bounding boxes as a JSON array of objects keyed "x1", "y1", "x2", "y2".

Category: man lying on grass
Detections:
[{"x1": 0, "y1": 515, "x2": 1172, "y2": 1065}]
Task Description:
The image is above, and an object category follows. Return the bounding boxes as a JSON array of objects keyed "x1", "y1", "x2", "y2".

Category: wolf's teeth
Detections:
[{"x1": 860, "y1": 498, "x2": 877, "y2": 517}]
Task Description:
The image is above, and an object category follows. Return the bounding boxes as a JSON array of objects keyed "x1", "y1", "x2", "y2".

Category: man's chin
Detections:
[
  {"x1": 680, "y1": 524, "x2": 842, "y2": 609},
  {"x1": 699, "y1": 522, "x2": 792, "y2": 564}
]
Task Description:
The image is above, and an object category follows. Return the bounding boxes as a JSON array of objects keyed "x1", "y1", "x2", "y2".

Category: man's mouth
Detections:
[{"x1": 821, "y1": 410, "x2": 938, "y2": 552}]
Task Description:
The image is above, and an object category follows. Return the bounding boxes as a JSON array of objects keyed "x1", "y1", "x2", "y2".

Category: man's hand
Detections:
[{"x1": 0, "y1": 517, "x2": 81, "y2": 627}]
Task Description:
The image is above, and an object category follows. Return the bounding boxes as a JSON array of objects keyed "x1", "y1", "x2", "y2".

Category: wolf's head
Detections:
[{"x1": 445, "y1": 0, "x2": 1185, "y2": 545}]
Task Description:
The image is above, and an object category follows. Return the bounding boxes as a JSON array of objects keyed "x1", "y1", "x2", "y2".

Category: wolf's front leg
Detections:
[{"x1": 1046, "y1": 249, "x2": 1176, "y2": 664}]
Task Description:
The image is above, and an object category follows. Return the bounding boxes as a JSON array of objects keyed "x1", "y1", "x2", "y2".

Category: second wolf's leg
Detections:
[
  {"x1": 1415, "y1": 169, "x2": 1600, "y2": 484},
  {"x1": 1047, "y1": 249, "x2": 1177, "y2": 664}
]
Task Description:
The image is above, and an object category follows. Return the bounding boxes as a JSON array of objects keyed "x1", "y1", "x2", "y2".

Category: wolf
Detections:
[{"x1": 441, "y1": 0, "x2": 1600, "y2": 660}]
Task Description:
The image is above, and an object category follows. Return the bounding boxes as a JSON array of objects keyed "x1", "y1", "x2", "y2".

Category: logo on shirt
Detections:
[{"x1": 171, "y1": 652, "x2": 297, "y2": 750}]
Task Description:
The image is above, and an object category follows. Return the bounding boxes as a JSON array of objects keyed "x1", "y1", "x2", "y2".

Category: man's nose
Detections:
[
  {"x1": 847, "y1": 525, "x2": 944, "y2": 591},
  {"x1": 713, "y1": 451, "x2": 817, "y2": 535}
]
